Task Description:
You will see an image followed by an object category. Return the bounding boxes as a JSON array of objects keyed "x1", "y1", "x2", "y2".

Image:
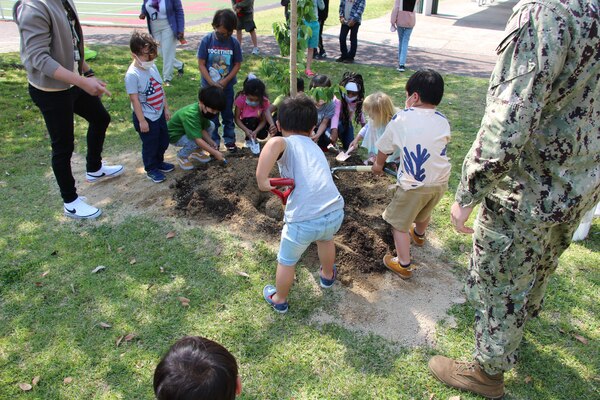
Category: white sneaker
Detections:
[
  {"x1": 86, "y1": 164, "x2": 124, "y2": 183},
  {"x1": 63, "y1": 196, "x2": 101, "y2": 219},
  {"x1": 251, "y1": 47, "x2": 260, "y2": 55}
]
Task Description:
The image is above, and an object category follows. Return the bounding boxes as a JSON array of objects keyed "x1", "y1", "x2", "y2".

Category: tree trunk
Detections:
[{"x1": 289, "y1": 0, "x2": 298, "y2": 96}]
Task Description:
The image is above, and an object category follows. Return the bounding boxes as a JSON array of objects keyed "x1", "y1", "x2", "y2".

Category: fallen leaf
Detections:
[
  {"x1": 41, "y1": 271, "x2": 49, "y2": 277},
  {"x1": 117, "y1": 246, "x2": 124, "y2": 253},
  {"x1": 34, "y1": 282, "x2": 43, "y2": 287},
  {"x1": 574, "y1": 334, "x2": 588, "y2": 345},
  {"x1": 178, "y1": 297, "x2": 190, "y2": 307},
  {"x1": 98, "y1": 322, "x2": 112, "y2": 329},
  {"x1": 91, "y1": 265, "x2": 106, "y2": 274},
  {"x1": 63, "y1": 377, "x2": 72, "y2": 384},
  {"x1": 159, "y1": 266, "x2": 165, "y2": 273},
  {"x1": 166, "y1": 231, "x2": 176, "y2": 239},
  {"x1": 236, "y1": 271, "x2": 250, "y2": 278},
  {"x1": 115, "y1": 335, "x2": 124, "y2": 347},
  {"x1": 18, "y1": 383, "x2": 32, "y2": 391},
  {"x1": 524, "y1": 376, "x2": 532, "y2": 384},
  {"x1": 129, "y1": 258, "x2": 136, "y2": 265},
  {"x1": 124, "y1": 333, "x2": 136, "y2": 342},
  {"x1": 32, "y1": 376, "x2": 40, "y2": 386}
]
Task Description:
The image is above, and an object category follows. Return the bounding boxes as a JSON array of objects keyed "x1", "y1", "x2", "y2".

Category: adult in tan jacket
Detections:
[{"x1": 390, "y1": 0, "x2": 417, "y2": 72}]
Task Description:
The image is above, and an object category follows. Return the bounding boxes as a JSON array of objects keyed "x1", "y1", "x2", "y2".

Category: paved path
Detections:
[{"x1": 0, "y1": 0, "x2": 517, "y2": 78}]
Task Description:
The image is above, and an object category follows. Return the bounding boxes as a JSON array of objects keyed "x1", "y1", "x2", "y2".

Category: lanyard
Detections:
[{"x1": 60, "y1": 0, "x2": 82, "y2": 63}]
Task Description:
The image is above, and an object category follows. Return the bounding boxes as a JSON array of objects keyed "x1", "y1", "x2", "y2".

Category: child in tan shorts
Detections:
[{"x1": 372, "y1": 69, "x2": 451, "y2": 279}]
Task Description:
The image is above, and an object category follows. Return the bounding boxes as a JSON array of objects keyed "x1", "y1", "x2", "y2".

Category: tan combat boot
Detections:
[{"x1": 428, "y1": 355, "x2": 504, "y2": 399}]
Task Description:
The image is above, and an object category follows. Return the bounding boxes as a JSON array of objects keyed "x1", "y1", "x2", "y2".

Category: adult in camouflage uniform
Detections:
[{"x1": 428, "y1": 1, "x2": 600, "y2": 398}]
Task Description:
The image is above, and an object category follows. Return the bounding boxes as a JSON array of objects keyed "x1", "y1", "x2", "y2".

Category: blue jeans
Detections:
[
  {"x1": 337, "y1": 120, "x2": 355, "y2": 150},
  {"x1": 210, "y1": 84, "x2": 236, "y2": 147},
  {"x1": 397, "y1": 27, "x2": 413, "y2": 67},
  {"x1": 278, "y1": 208, "x2": 344, "y2": 266},
  {"x1": 174, "y1": 121, "x2": 215, "y2": 158},
  {"x1": 133, "y1": 112, "x2": 169, "y2": 172}
]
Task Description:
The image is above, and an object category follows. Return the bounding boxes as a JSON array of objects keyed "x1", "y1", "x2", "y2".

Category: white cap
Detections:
[
  {"x1": 345, "y1": 82, "x2": 359, "y2": 92},
  {"x1": 247, "y1": 73, "x2": 257, "y2": 80}
]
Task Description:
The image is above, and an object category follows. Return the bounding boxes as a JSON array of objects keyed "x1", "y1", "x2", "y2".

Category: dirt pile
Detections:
[{"x1": 173, "y1": 150, "x2": 396, "y2": 280}]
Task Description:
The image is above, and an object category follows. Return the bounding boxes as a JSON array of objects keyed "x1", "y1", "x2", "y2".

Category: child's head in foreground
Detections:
[
  {"x1": 405, "y1": 69, "x2": 444, "y2": 108},
  {"x1": 129, "y1": 31, "x2": 158, "y2": 65},
  {"x1": 277, "y1": 94, "x2": 318, "y2": 135},
  {"x1": 362, "y1": 92, "x2": 396, "y2": 128},
  {"x1": 154, "y1": 336, "x2": 241, "y2": 400}
]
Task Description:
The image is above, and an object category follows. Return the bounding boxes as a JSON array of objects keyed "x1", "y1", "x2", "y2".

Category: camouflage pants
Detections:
[{"x1": 466, "y1": 198, "x2": 578, "y2": 374}]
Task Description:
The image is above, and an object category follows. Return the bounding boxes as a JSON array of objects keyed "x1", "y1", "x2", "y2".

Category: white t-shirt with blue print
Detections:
[{"x1": 376, "y1": 107, "x2": 451, "y2": 190}]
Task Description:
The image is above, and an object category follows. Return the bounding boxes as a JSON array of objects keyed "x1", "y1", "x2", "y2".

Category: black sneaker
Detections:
[
  {"x1": 342, "y1": 58, "x2": 354, "y2": 64},
  {"x1": 225, "y1": 143, "x2": 238, "y2": 153},
  {"x1": 335, "y1": 57, "x2": 345, "y2": 63},
  {"x1": 397, "y1": 65, "x2": 406, "y2": 72}
]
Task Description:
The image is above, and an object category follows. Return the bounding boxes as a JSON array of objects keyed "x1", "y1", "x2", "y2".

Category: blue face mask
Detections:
[{"x1": 245, "y1": 98, "x2": 259, "y2": 107}]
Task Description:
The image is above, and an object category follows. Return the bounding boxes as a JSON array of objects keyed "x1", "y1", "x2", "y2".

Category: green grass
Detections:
[{"x1": 0, "y1": 47, "x2": 599, "y2": 399}]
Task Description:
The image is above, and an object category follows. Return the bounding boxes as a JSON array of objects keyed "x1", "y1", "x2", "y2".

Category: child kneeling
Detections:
[
  {"x1": 373, "y1": 69, "x2": 451, "y2": 279},
  {"x1": 256, "y1": 95, "x2": 345, "y2": 313},
  {"x1": 168, "y1": 86, "x2": 227, "y2": 169}
]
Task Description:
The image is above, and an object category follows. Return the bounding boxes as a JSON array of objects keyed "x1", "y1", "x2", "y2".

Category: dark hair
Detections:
[
  {"x1": 129, "y1": 31, "x2": 158, "y2": 56},
  {"x1": 309, "y1": 74, "x2": 331, "y2": 89},
  {"x1": 405, "y1": 69, "x2": 444, "y2": 106},
  {"x1": 339, "y1": 71, "x2": 365, "y2": 125},
  {"x1": 154, "y1": 336, "x2": 238, "y2": 400},
  {"x1": 278, "y1": 94, "x2": 318, "y2": 133},
  {"x1": 297, "y1": 77, "x2": 305, "y2": 92},
  {"x1": 236, "y1": 77, "x2": 267, "y2": 107},
  {"x1": 199, "y1": 86, "x2": 227, "y2": 111},
  {"x1": 212, "y1": 9, "x2": 237, "y2": 32}
]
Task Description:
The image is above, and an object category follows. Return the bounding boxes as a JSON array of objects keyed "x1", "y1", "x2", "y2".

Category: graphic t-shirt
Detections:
[
  {"x1": 197, "y1": 32, "x2": 243, "y2": 88},
  {"x1": 234, "y1": 94, "x2": 271, "y2": 119},
  {"x1": 167, "y1": 103, "x2": 211, "y2": 143},
  {"x1": 377, "y1": 108, "x2": 451, "y2": 190},
  {"x1": 124, "y1": 63, "x2": 165, "y2": 121}
]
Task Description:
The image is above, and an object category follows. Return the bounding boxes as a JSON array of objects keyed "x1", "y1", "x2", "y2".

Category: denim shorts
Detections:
[{"x1": 277, "y1": 208, "x2": 344, "y2": 266}]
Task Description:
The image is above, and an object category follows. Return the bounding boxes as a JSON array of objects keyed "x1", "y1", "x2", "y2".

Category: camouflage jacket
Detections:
[{"x1": 456, "y1": 0, "x2": 600, "y2": 223}]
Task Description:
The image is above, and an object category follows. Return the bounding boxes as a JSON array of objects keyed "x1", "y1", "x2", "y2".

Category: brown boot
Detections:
[{"x1": 428, "y1": 355, "x2": 504, "y2": 399}]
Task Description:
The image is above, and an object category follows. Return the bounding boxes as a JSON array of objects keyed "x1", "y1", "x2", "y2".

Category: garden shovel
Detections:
[
  {"x1": 330, "y1": 165, "x2": 397, "y2": 178},
  {"x1": 269, "y1": 178, "x2": 295, "y2": 206},
  {"x1": 250, "y1": 139, "x2": 260, "y2": 155},
  {"x1": 335, "y1": 143, "x2": 356, "y2": 162}
]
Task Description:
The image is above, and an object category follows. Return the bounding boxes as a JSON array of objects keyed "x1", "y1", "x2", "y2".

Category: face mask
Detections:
[
  {"x1": 245, "y1": 98, "x2": 259, "y2": 107},
  {"x1": 135, "y1": 55, "x2": 154, "y2": 70},
  {"x1": 215, "y1": 32, "x2": 229, "y2": 41},
  {"x1": 344, "y1": 95, "x2": 358, "y2": 103}
]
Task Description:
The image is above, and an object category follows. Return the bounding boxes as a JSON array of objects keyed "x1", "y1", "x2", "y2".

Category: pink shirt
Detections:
[{"x1": 234, "y1": 94, "x2": 271, "y2": 119}]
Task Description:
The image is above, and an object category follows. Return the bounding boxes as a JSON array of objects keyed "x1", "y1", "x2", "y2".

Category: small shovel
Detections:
[
  {"x1": 250, "y1": 139, "x2": 260, "y2": 155},
  {"x1": 269, "y1": 178, "x2": 295, "y2": 206},
  {"x1": 335, "y1": 143, "x2": 356, "y2": 162},
  {"x1": 331, "y1": 165, "x2": 397, "y2": 178}
]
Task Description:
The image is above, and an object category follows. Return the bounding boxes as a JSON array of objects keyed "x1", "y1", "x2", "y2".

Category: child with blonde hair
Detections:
[{"x1": 349, "y1": 92, "x2": 397, "y2": 164}]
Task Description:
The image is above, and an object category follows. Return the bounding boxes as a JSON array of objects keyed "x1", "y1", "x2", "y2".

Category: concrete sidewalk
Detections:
[{"x1": 0, "y1": 0, "x2": 517, "y2": 78}]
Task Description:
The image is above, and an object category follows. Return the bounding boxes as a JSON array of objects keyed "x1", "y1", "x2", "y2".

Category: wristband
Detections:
[{"x1": 83, "y1": 69, "x2": 95, "y2": 77}]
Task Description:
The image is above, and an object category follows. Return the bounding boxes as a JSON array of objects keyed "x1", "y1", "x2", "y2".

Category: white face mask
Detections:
[
  {"x1": 135, "y1": 55, "x2": 155, "y2": 70},
  {"x1": 344, "y1": 95, "x2": 358, "y2": 103}
]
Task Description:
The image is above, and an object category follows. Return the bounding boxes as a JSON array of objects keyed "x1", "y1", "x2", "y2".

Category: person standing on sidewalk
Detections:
[
  {"x1": 140, "y1": 0, "x2": 186, "y2": 85},
  {"x1": 336, "y1": 0, "x2": 365, "y2": 63},
  {"x1": 428, "y1": 1, "x2": 600, "y2": 399},
  {"x1": 232, "y1": 0, "x2": 260, "y2": 55},
  {"x1": 14, "y1": 0, "x2": 124, "y2": 219},
  {"x1": 390, "y1": 0, "x2": 417, "y2": 72}
]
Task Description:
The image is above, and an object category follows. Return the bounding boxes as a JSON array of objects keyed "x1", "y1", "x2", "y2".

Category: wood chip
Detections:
[
  {"x1": 166, "y1": 231, "x2": 176, "y2": 239},
  {"x1": 98, "y1": 322, "x2": 112, "y2": 329},
  {"x1": 236, "y1": 271, "x2": 250, "y2": 278},
  {"x1": 41, "y1": 271, "x2": 49, "y2": 277}
]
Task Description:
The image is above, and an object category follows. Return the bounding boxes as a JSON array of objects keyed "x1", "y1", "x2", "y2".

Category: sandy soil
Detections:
[{"x1": 66, "y1": 145, "x2": 465, "y2": 347}]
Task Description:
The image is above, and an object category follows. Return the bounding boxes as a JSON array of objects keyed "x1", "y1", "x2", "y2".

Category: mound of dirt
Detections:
[{"x1": 173, "y1": 149, "x2": 396, "y2": 280}]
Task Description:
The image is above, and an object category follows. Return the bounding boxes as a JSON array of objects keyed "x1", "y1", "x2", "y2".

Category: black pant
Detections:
[
  {"x1": 318, "y1": 18, "x2": 327, "y2": 54},
  {"x1": 241, "y1": 117, "x2": 269, "y2": 140},
  {"x1": 29, "y1": 85, "x2": 110, "y2": 203},
  {"x1": 339, "y1": 22, "x2": 360, "y2": 60}
]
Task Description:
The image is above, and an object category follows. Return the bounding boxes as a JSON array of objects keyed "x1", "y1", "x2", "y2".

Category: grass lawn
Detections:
[{"x1": 0, "y1": 44, "x2": 598, "y2": 399}]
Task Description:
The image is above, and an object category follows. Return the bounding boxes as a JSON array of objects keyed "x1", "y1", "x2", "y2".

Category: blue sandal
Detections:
[{"x1": 263, "y1": 285, "x2": 289, "y2": 313}]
